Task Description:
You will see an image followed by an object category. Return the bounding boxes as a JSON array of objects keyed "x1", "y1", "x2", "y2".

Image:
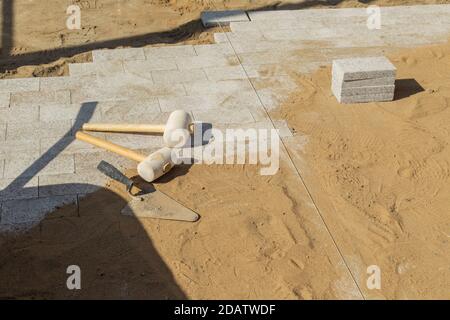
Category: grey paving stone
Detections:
[
  {"x1": 243, "y1": 63, "x2": 292, "y2": 78},
  {"x1": 123, "y1": 59, "x2": 177, "y2": 73},
  {"x1": 0, "y1": 176, "x2": 39, "y2": 201},
  {"x1": 213, "y1": 31, "x2": 266, "y2": 44},
  {"x1": 337, "y1": 92, "x2": 395, "y2": 104},
  {"x1": 40, "y1": 102, "x2": 102, "y2": 122},
  {"x1": 6, "y1": 120, "x2": 72, "y2": 141},
  {"x1": 332, "y1": 84, "x2": 395, "y2": 97},
  {"x1": 71, "y1": 82, "x2": 186, "y2": 103},
  {"x1": 193, "y1": 107, "x2": 255, "y2": 124},
  {"x1": 92, "y1": 48, "x2": 146, "y2": 62},
  {"x1": 104, "y1": 133, "x2": 164, "y2": 151},
  {"x1": 230, "y1": 21, "x2": 261, "y2": 33},
  {"x1": 38, "y1": 171, "x2": 106, "y2": 197},
  {"x1": 3, "y1": 154, "x2": 75, "y2": 179},
  {"x1": 175, "y1": 55, "x2": 240, "y2": 70},
  {"x1": 201, "y1": 10, "x2": 249, "y2": 27},
  {"x1": 230, "y1": 39, "x2": 304, "y2": 55},
  {"x1": 237, "y1": 49, "x2": 326, "y2": 66},
  {"x1": 0, "y1": 92, "x2": 10, "y2": 108},
  {"x1": 74, "y1": 151, "x2": 136, "y2": 173},
  {"x1": 0, "y1": 159, "x2": 4, "y2": 178},
  {"x1": 144, "y1": 45, "x2": 196, "y2": 58},
  {"x1": 0, "y1": 105, "x2": 39, "y2": 124},
  {"x1": 99, "y1": 99, "x2": 161, "y2": 122},
  {"x1": 0, "y1": 78, "x2": 40, "y2": 93},
  {"x1": 151, "y1": 69, "x2": 207, "y2": 84},
  {"x1": 69, "y1": 61, "x2": 125, "y2": 77},
  {"x1": 0, "y1": 142, "x2": 40, "y2": 162},
  {"x1": 332, "y1": 56, "x2": 396, "y2": 81},
  {"x1": 0, "y1": 195, "x2": 77, "y2": 224},
  {"x1": 39, "y1": 75, "x2": 97, "y2": 91},
  {"x1": 203, "y1": 65, "x2": 247, "y2": 81},
  {"x1": 184, "y1": 79, "x2": 253, "y2": 96},
  {"x1": 0, "y1": 124, "x2": 5, "y2": 141},
  {"x1": 40, "y1": 134, "x2": 105, "y2": 155},
  {"x1": 333, "y1": 76, "x2": 395, "y2": 89},
  {"x1": 10, "y1": 90, "x2": 71, "y2": 107},
  {"x1": 194, "y1": 43, "x2": 235, "y2": 56},
  {"x1": 158, "y1": 90, "x2": 261, "y2": 112}
]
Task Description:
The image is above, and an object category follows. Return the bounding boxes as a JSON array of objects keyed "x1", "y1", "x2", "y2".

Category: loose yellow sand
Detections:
[{"x1": 274, "y1": 40, "x2": 450, "y2": 299}]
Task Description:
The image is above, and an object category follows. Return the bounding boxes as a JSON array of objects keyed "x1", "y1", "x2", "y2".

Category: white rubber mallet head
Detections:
[
  {"x1": 137, "y1": 147, "x2": 175, "y2": 182},
  {"x1": 75, "y1": 132, "x2": 177, "y2": 183},
  {"x1": 163, "y1": 110, "x2": 193, "y2": 148}
]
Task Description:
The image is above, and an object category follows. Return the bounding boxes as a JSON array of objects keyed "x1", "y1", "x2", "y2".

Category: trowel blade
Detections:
[{"x1": 121, "y1": 190, "x2": 199, "y2": 222}]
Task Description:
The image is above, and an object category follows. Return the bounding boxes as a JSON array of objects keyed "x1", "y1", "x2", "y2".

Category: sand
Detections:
[
  {"x1": 1, "y1": 0, "x2": 449, "y2": 78},
  {"x1": 0, "y1": 163, "x2": 355, "y2": 299},
  {"x1": 274, "y1": 40, "x2": 450, "y2": 299}
]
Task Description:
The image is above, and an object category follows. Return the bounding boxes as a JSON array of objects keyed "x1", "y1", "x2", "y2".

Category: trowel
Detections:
[{"x1": 97, "y1": 161, "x2": 199, "y2": 222}]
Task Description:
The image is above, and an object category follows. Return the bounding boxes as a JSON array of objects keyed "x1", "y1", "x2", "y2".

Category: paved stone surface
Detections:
[
  {"x1": 0, "y1": 93, "x2": 10, "y2": 108},
  {"x1": 151, "y1": 69, "x2": 207, "y2": 84},
  {"x1": 144, "y1": 45, "x2": 196, "y2": 58},
  {"x1": 3, "y1": 154, "x2": 75, "y2": 179},
  {"x1": 92, "y1": 48, "x2": 146, "y2": 62},
  {"x1": 6, "y1": 121, "x2": 72, "y2": 141},
  {"x1": 0, "y1": 78, "x2": 40, "y2": 93},
  {"x1": 201, "y1": 10, "x2": 249, "y2": 27},
  {"x1": 203, "y1": 65, "x2": 247, "y2": 81},
  {"x1": 0, "y1": 124, "x2": 6, "y2": 141},
  {"x1": 10, "y1": 90, "x2": 71, "y2": 107},
  {"x1": 39, "y1": 75, "x2": 97, "y2": 91},
  {"x1": 0, "y1": 105, "x2": 40, "y2": 124},
  {"x1": 0, "y1": 177, "x2": 39, "y2": 201},
  {"x1": 0, "y1": 195, "x2": 77, "y2": 224},
  {"x1": 69, "y1": 61, "x2": 125, "y2": 77},
  {"x1": 38, "y1": 171, "x2": 106, "y2": 197}
]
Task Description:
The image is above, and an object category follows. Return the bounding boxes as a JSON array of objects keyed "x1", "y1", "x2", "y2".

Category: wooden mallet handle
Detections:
[
  {"x1": 82, "y1": 123, "x2": 195, "y2": 134},
  {"x1": 82, "y1": 123, "x2": 166, "y2": 134},
  {"x1": 75, "y1": 131, "x2": 145, "y2": 163}
]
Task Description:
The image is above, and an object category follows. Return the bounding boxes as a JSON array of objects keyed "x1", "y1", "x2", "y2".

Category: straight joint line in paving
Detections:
[{"x1": 207, "y1": 1, "x2": 366, "y2": 299}]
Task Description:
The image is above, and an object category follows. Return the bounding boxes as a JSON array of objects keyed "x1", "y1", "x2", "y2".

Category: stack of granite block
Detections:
[{"x1": 332, "y1": 56, "x2": 397, "y2": 104}]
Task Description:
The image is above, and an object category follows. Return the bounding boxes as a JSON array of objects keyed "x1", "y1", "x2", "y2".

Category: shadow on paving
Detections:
[
  {"x1": 0, "y1": 102, "x2": 187, "y2": 299},
  {"x1": 248, "y1": 0, "x2": 375, "y2": 12}
]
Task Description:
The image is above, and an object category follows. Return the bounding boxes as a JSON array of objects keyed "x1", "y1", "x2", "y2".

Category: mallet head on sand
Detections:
[
  {"x1": 75, "y1": 132, "x2": 176, "y2": 183},
  {"x1": 82, "y1": 110, "x2": 195, "y2": 148}
]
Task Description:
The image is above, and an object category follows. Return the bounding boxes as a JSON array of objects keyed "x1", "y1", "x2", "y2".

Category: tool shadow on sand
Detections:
[{"x1": 0, "y1": 102, "x2": 187, "y2": 299}]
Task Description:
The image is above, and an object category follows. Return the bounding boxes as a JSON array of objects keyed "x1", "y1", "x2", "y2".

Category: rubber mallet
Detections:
[
  {"x1": 82, "y1": 110, "x2": 194, "y2": 148},
  {"x1": 75, "y1": 131, "x2": 175, "y2": 182}
]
